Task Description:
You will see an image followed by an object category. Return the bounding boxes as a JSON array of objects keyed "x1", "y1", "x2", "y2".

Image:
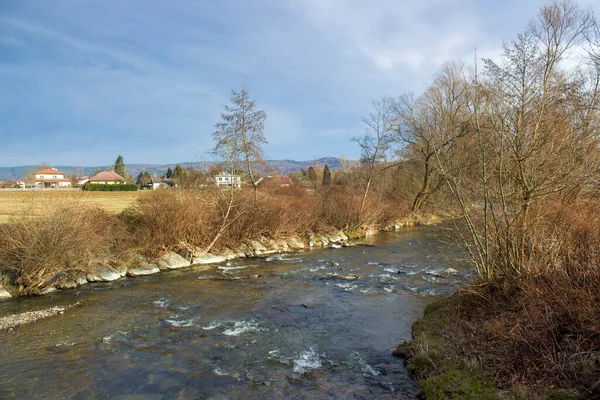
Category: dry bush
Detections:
[
  {"x1": 426, "y1": 200, "x2": 600, "y2": 396},
  {"x1": 0, "y1": 201, "x2": 116, "y2": 294},
  {"x1": 125, "y1": 189, "x2": 220, "y2": 254}
]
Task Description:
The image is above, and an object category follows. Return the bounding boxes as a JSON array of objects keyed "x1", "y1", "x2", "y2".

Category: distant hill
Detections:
[{"x1": 0, "y1": 157, "x2": 348, "y2": 181}]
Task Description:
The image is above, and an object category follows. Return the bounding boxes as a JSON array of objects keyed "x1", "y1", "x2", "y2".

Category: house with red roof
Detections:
[
  {"x1": 89, "y1": 171, "x2": 126, "y2": 184},
  {"x1": 34, "y1": 168, "x2": 72, "y2": 188}
]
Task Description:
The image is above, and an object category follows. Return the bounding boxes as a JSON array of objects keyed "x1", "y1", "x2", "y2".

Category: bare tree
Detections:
[
  {"x1": 396, "y1": 62, "x2": 471, "y2": 212},
  {"x1": 353, "y1": 96, "x2": 398, "y2": 219},
  {"x1": 213, "y1": 86, "x2": 268, "y2": 197}
]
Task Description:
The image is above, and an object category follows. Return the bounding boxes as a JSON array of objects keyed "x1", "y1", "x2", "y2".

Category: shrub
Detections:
[{"x1": 0, "y1": 201, "x2": 117, "y2": 294}]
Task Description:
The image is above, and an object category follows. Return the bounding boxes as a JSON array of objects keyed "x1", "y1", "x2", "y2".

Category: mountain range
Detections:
[{"x1": 0, "y1": 157, "x2": 347, "y2": 181}]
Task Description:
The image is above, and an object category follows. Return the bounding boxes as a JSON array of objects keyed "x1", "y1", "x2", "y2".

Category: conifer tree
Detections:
[
  {"x1": 322, "y1": 165, "x2": 331, "y2": 187},
  {"x1": 113, "y1": 155, "x2": 126, "y2": 178}
]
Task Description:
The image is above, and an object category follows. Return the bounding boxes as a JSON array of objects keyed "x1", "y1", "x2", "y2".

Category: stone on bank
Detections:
[
  {"x1": 157, "y1": 252, "x2": 190, "y2": 270},
  {"x1": 128, "y1": 264, "x2": 160, "y2": 276},
  {"x1": 86, "y1": 265, "x2": 121, "y2": 282}
]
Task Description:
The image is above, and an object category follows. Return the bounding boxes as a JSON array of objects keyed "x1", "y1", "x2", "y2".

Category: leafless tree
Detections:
[
  {"x1": 213, "y1": 86, "x2": 268, "y2": 197},
  {"x1": 353, "y1": 96, "x2": 398, "y2": 219}
]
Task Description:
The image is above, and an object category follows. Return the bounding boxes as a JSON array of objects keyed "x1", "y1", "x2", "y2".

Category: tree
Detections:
[
  {"x1": 353, "y1": 96, "x2": 398, "y2": 218},
  {"x1": 396, "y1": 62, "x2": 471, "y2": 212},
  {"x1": 166, "y1": 167, "x2": 174, "y2": 179},
  {"x1": 322, "y1": 165, "x2": 332, "y2": 186},
  {"x1": 174, "y1": 165, "x2": 186, "y2": 181},
  {"x1": 136, "y1": 170, "x2": 152, "y2": 188},
  {"x1": 113, "y1": 155, "x2": 126, "y2": 178},
  {"x1": 213, "y1": 86, "x2": 268, "y2": 196},
  {"x1": 307, "y1": 166, "x2": 317, "y2": 188}
]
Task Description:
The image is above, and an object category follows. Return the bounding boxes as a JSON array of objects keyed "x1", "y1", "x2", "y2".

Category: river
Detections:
[{"x1": 0, "y1": 227, "x2": 469, "y2": 399}]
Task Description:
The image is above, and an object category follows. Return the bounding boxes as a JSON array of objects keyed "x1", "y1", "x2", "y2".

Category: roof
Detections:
[
  {"x1": 278, "y1": 176, "x2": 293, "y2": 185},
  {"x1": 35, "y1": 168, "x2": 64, "y2": 175},
  {"x1": 89, "y1": 171, "x2": 125, "y2": 182}
]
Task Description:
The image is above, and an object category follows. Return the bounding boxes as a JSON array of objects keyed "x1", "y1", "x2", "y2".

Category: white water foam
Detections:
[
  {"x1": 293, "y1": 347, "x2": 323, "y2": 373},
  {"x1": 152, "y1": 298, "x2": 170, "y2": 308},
  {"x1": 202, "y1": 319, "x2": 263, "y2": 336},
  {"x1": 359, "y1": 358, "x2": 382, "y2": 376},
  {"x1": 102, "y1": 330, "x2": 128, "y2": 343},
  {"x1": 165, "y1": 315, "x2": 200, "y2": 327},
  {"x1": 223, "y1": 320, "x2": 262, "y2": 336}
]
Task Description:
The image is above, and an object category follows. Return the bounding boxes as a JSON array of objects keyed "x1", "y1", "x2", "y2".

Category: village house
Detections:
[
  {"x1": 257, "y1": 175, "x2": 294, "y2": 188},
  {"x1": 89, "y1": 171, "x2": 126, "y2": 184},
  {"x1": 34, "y1": 168, "x2": 72, "y2": 188},
  {"x1": 215, "y1": 173, "x2": 242, "y2": 189}
]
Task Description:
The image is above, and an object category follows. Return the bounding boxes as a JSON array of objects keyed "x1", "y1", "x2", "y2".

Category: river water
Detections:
[{"x1": 0, "y1": 228, "x2": 469, "y2": 399}]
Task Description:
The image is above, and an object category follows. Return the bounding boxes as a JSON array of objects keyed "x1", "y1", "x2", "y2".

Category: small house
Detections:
[{"x1": 89, "y1": 171, "x2": 126, "y2": 185}]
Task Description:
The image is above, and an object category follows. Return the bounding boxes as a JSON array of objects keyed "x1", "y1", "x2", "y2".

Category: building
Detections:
[
  {"x1": 89, "y1": 171, "x2": 126, "y2": 184},
  {"x1": 215, "y1": 173, "x2": 242, "y2": 188},
  {"x1": 34, "y1": 168, "x2": 72, "y2": 188}
]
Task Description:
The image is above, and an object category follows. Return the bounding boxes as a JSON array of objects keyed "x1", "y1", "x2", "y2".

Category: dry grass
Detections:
[{"x1": 0, "y1": 190, "x2": 150, "y2": 223}]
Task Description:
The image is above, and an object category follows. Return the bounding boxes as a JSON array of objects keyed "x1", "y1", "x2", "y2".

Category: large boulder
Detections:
[
  {"x1": 157, "y1": 252, "x2": 190, "y2": 270},
  {"x1": 0, "y1": 289, "x2": 12, "y2": 300},
  {"x1": 86, "y1": 265, "x2": 121, "y2": 282},
  {"x1": 192, "y1": 253, "x2": 226, "y2": 265},
  {"x1": 127, "y1": 264, "x2": 161, "y2": 276}
]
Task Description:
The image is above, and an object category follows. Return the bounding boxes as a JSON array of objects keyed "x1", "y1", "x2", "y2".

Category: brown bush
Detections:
[
  {"x1": 0, "y1": 201, "x2": 117, "y2": 294},
  {"x1": 416, "y1": 200, "x2": 600, "y2": 396}
]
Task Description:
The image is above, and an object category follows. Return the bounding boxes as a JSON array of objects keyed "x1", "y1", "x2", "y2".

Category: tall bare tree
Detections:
[
  {"x1": 213, "y1": 86, "x2": 268, "y2": 197},
  {"x1": 396, "y1": 62, "x2": 471, "y2": 212},
  {"x1": 353, "y1": 96, "x2": 398, "y2": 219}
]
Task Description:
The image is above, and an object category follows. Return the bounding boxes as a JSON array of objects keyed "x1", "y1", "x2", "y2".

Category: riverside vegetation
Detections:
[{"x1": 1, "y1": 0, "x2": 600, "y2": 398}]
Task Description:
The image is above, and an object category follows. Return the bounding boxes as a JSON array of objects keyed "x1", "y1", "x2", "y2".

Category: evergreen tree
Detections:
[
  {"x1": 174, "y1": 165, "x2": 185, "y2": 180},
  {"x1": 307, "y1": 166, "x2": 317, "y2": 188},
  {"x1": 166, "y1": 167, "x2": 174, "y2": 179},
  {"x1": 322, "y1": 165, "x2": 331, "y2": 187},
  {"x1": 113, "y1": 155, "x2": 126, "y2": 178}
]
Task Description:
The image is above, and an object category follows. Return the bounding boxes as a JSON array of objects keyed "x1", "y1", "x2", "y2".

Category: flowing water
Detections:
[{"x1": 0, "y1": 228, "x2": 470, "y2": 399}]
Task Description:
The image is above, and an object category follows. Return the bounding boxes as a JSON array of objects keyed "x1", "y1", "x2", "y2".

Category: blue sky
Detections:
[{"x1": 1, "y1": 0, "x2": 598, "y2": 167}]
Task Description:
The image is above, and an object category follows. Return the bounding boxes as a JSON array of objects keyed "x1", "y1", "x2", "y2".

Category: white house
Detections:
[
  {"x1": 215, "y1": 173, "x2": 242, "y2": 188},
  {"x1": 34, "y1": 168, "x2": 72, "y2": 188}
]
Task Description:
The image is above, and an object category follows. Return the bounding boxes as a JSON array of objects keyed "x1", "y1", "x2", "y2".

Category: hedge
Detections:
[{"x1": 82, "y1": 183, "x2": 139, "y2": 192}]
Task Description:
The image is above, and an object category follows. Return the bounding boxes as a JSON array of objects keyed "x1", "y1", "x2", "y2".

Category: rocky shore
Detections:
[{"x1": 0, "y1": 230, "x2": 355, "y2": 302}]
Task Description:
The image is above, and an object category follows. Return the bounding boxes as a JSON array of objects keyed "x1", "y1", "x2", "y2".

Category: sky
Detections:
[{"x1": 1, "y1": 0, "x2": 598, "y2": 167}]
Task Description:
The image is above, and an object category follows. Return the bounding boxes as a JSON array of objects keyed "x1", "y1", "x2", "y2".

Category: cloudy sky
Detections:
[{"x1": 1, "y1": 0, "x2": 598, "y2": 167}]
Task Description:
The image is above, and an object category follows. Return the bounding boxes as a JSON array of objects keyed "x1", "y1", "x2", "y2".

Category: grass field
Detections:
[{"x1": 0, "y1": 190, "x2": 150, "y2": 223}]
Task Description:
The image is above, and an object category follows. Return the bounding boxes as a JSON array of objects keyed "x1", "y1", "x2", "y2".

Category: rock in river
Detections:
[
  {"x1": 192, "y1": 253, "x2": 226, "y2": 265},
  {"x1": 157, "y1": 252, "x2": 191, "y2": 270},
  {"x1": 86, "y1": 265, "x2": 121, "y2": 282},
  {"x1": 127, "y1": 264, "x2": 161, "y2": 276},
  {"x1": 0, "y1": 289, "x2": 12, "y2": 300}
]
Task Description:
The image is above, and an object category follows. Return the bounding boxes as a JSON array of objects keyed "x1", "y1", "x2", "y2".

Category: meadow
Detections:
[{"x1": 0, "y1": 190, "x2": 150, "y2": 223}]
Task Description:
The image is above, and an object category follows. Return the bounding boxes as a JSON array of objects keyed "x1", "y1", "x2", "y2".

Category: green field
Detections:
[{"x1": 0, "y1": 190, "x2": 150, "y2": 223}]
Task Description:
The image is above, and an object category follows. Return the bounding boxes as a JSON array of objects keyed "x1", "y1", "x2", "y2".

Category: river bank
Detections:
[
  {"x1": 398, "y1": 290, "x2": 599, "y2": 400},
  {"x1": 0, "y1": 211, "x2": 441, "y2": 303}
]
